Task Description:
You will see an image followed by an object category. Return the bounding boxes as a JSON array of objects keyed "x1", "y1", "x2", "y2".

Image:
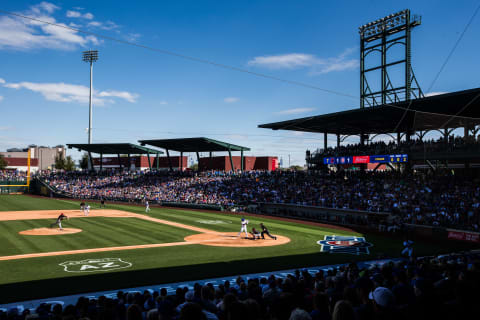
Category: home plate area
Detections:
[{"x1": 184, "y1": 232, "x2": 290, "y2": 247}]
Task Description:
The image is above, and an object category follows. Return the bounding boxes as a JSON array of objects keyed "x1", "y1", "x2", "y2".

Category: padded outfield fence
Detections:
[{"x1": 0, "y1": 180, "x2": 28, "y2": 194}]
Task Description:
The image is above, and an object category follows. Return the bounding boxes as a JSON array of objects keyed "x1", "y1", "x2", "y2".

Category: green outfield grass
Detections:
[{"x1": 0, "y1": 195, "x2": 475, "y2": 303}]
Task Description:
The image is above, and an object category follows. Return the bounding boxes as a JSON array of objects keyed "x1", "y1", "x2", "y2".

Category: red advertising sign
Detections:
[
  {"x1": 448, "y1": 231, "x2": 480, "y2": 243},
  {"x1": 353, "y1": 156, "x2": 370, "y2": 164},
  {"x1": 271, "y1": 158, "x2": 278, "y2": 171}
]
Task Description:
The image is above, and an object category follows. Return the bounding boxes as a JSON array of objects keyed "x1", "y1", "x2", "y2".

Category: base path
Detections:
[{"x1": 19, "y1": 228, "x2": 82, "y2": 236}]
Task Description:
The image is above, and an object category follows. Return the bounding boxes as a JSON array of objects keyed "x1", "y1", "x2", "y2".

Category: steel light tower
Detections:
[
  {"x1": 358, "y1": 10, "x2": 423, "y2": 108},
  {"x1": 82, "y1": 50, "x2": 98, "y2": 144}
]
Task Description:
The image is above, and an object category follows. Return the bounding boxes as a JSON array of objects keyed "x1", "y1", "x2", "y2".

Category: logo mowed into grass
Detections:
[
  {"x1": 59, "y1": 258, "x2": 132, "y2": 273},
  {"x1": 317, "y1": 235, "x2": 373, "y2": 255}
]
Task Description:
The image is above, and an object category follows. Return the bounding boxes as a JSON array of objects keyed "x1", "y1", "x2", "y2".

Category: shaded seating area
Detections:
[
  {"x1": 139, "y1": 137, "x2": 250, "y2": 171},
  {"x1": 67, "y1": 143, "x2": 163, "y2": 171}
]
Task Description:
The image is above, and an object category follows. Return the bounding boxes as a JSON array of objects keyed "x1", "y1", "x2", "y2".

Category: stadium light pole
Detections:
[
  {"x1": 82, "y1": 50, "x2": 98, "y2": 144},
  {"x1": 82, "y1": 50, "x2": 98, "y2": 171}
]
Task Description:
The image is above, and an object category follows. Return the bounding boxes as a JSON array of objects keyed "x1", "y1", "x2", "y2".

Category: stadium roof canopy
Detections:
[
  {"x1": 258, "y1": 88, "x2": 480, "y2": 135},
  {"x1": 67, "y1": 143, "x2": 163, "y2": 155},
  {"x1": 138, "y1": 137, "x2": 250, "y2": 152}
]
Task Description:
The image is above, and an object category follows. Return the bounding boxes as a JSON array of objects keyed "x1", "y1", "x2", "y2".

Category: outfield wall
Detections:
[
  {"x1": 258, "y1": 202, "x2": 480, "y2": 243},
  {"x1": 0, "y1": 180, "x2": 28, "y2": 194}
]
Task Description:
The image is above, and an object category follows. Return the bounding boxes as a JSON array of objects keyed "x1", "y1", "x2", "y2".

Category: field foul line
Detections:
[
  {"x1": 0, "y1": 209, "x2": 225, "y2": 261},
  {"x1": 0, "y1": 238, "x2": 230, "y2": 261}
]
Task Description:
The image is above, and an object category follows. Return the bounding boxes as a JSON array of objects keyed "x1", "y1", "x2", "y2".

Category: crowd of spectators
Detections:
[
  {"x1": 313, "y1": 135, "x2": 480, "y2": 158},
  {"x1": 40, "y1": 170, "x2": 480, "y2": 231},
  {"x1": 0, "y1": 170, "x2": 28, "y2": 182},
  {"x1": 2, "y1": 252, "x2": 479, "y2": 320}
]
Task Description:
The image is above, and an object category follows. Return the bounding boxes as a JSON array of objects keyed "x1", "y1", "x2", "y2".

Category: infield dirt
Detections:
[{"x1": 19, "y1": 228, "x2": 83, "y2": 235}]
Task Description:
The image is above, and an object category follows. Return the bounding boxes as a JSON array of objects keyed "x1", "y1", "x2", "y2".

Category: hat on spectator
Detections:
[
  {"x1": 369, "y1": 287, "x2": 394, "y2": 308},
  {"x1": 185, "y1": 291, "x2": 194, "y2": 301}
]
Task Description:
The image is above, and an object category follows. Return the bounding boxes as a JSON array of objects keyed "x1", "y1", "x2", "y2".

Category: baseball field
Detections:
[{"x1": 0, "y1": 195, "x2": 474, "y2": 303}]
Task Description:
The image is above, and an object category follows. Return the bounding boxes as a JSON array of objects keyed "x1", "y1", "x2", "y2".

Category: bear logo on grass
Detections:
[{"x1": 317, "y1": 235, "x2": 373, "y2": 255}]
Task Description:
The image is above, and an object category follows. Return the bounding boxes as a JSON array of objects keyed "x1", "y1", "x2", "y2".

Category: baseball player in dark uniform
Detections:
[
  {"x1": 260, "y1": 223, "x2": 277, "y2": 240},
  {"x1": 250, "y1": 227, "x2": 262, "y2": 240},
  {"x1": 50, "y1": 213, "x2": 68, "y2": 230}
]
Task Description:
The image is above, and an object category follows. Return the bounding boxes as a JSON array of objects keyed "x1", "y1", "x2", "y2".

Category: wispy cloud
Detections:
[
  {"x1": 0, "y1": 2, "x2": 99, "y2": 51},
  {"x1": 98, "y1": 90, "x2": 138, "y2": 103},
  {"x1": 159, "y1": 101, "x2": 168, "y2": 105},
  {"x1": 87, "y1": 20, "x2": 119, "y2": 30},
  {"x1": 248, "y1": 48, "x2": 358, "y2": 74},
  {"x1": 2, "y1": 78, "x2": 138, "y2": 106},
  {"x1": 275, "y1": 107, "x2": 315, "y2": 115},
  {"x1": 66, "y1": 10, "x2": 93, "y2": 20},
  {"x1": 224, "y1": 97, "x2": 239, "y2": 103},
  {"x1": 0, "y1": 96, "x2": 3, "y2": 102},
  {"x1": 125, "y1": 33, "x2": 141, "y2": 42}
]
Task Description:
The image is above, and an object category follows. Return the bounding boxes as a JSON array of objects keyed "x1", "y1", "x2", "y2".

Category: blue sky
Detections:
[{"x1": 0, "y1": 0, "x2": 479, "y2": 166}]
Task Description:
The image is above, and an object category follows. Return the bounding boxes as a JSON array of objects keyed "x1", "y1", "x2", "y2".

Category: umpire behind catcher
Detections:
[{"x1": 260, "y1": 223, "x2": 277, "y2": 240}]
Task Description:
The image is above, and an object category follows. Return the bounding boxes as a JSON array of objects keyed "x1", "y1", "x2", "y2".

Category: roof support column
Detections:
[
  {"x1": 100, "y1": 153, "x2": 103, "y2": 172},
  {"x1": 88, "y1": 152, "x2": 94, "y2": 171},
  {"x1": 397, "y1": 132, "x2": 401, "y2": 144},
  {"x1": 127, "y1": 154, "x2": 131, "y2": 171},
  {"x1": 209, "y1": 152, "x2": 213, "y2": 170},
  {"x1": 241, "y1": 150, "x2": 244, "y2": 171},
  {"x1": 196, "y1": 152, "x2": 200, "y2": 171},
  {"x1": 180, "y1": 152, "x2": 184, "y2": 171},
  {"x1": 228, "y1": 149, "x2": 234, "y2": 172},
  {"x1": 464, "y1": 124, "x2": 471, "y2": 142},
  {"x1": 117, "y1": 154, "x2": 122, "y2": 170},
  {"x1": 156, "y1": 153, "x2": 159, "y2": 170},
  {"x1": 323, "y1": 133, "x2": 328, "y2": 150},
  {"x1": 166, "y1": 149, "x2": 173, "y2": 172},
  {"x1": 147, "y1": 152, "x2": 152, "y2": 170},
  {"x1": 336, "y1": 134, "x2": 340, "y2": 148}
]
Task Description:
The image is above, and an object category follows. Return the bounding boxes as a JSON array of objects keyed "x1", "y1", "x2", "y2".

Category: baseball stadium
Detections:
[{"x1": 1, "y1": 2, "x2": 480, "y2": 320}]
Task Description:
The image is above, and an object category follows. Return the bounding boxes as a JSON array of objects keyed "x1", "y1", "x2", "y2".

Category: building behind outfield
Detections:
[
  {"x1": 1, "y1": 145, "x2": 65, "y2": 172},
  {"x1": 199, "y1": 156, "x2": 278, "y2": 171},
  {"x1": 91, "y1": 155, "x2": 278, "y2": 171}
]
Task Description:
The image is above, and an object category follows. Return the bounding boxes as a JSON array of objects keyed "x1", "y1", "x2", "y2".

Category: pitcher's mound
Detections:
[
  {"x1": 185, "y1": 232, "x2": 290, "y2": 247},
  {"x1": 19, "y1": 228, "x2": 83, "y2": 236}
]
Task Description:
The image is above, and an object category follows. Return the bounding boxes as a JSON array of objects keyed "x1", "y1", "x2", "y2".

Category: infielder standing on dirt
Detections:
[
  {"x1": 50, "y1": 213, "x2": 68, "y2": 230},
  {"x1": 145, "y1": 200, "x2": 150, "y2": 213},
  {"x1": 260, "y1": 223, "x2": 277, "y2": 240},
  {"x1": 83, "y1": 204, "x2": 90, "y2": 216},
  {"x1": 237, "y1": 218, "x2": 249, "y2": 238}
]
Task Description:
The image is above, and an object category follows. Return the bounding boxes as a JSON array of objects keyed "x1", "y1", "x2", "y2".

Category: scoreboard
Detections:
[{"x1": 323, "y1": 154, "x2": 408, "y2": 165}]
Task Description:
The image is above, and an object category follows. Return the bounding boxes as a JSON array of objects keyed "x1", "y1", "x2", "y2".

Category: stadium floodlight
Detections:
[{"x1": 82, "y1": 50, "x2": 99, "y2": 145}]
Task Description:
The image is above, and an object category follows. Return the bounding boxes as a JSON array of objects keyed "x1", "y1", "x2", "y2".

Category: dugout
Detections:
[{"x1": 139, "y1": 137, "x2": 251, "y2": 171}]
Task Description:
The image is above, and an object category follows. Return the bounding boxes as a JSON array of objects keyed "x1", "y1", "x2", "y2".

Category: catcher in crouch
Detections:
[{"x1": 50, "y1": 213, "x2": 68, "y2": 230}]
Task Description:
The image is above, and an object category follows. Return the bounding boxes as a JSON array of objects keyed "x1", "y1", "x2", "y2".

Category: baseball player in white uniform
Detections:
[
  {"x1": 237, "y1": 218, "x2": 249, "y2": 238},
  {"x1": 84, "y1": 204, "x2": 90, "y2": 216},
  {"x1": 145, "y1": 200, "x2": 150, "y2": 213}
]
